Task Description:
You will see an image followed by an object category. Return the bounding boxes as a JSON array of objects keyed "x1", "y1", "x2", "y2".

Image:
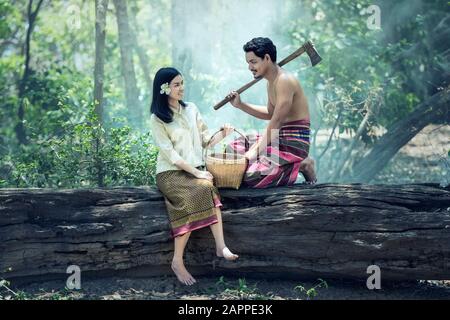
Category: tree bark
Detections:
[
  {"x1": 1, "y1": 184, "x2": 449, "y2": 283},
  {"x1": 112, "y1": 0, "x2": 142, "y2": 130},
  {"x1": 93, "y1": 0, "x2": 108, "y2": 124},
  {"x1": 348, "y1": 86, "x2": 450, "y2": 183},
  {"x1": 92, "y1": 0, "x2": 109, "y2": 188}
]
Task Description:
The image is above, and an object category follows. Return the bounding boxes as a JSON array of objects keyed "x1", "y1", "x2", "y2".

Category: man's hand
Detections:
[{"x1": 226, "y1": 91, "x2": 241, "y2": 108}]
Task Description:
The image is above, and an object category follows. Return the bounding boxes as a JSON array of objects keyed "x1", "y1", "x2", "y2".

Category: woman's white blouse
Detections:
[{"x1": 150, "y1": 102, "x2": 210, "y2": 174}]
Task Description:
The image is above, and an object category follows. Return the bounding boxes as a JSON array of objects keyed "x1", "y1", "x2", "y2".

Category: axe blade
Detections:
[{"x1": 305, "y1": 41, "x2": 322, "y2": 66}]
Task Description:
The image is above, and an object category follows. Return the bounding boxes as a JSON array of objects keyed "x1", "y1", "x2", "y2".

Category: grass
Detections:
[
  {"x1": 294, "y1": 278, "x2": 329, "y2": 300},
  {"x1": 214, "y1": 276, "x2": 276, "y2": 300},
  {"x1": 213, "y1": 276, "x2": 330, "y2": 300},
  {"x1": 0, "y1": 275, "x2": 333, "y2": 300},
  {"x1": 0, "y1": 279, "x2": 79, "y2": 300}
]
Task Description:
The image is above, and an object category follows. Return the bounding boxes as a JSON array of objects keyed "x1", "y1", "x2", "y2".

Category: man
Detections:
[{"x1": 226, "y1": 37, "x2": 316, "y2": 188}]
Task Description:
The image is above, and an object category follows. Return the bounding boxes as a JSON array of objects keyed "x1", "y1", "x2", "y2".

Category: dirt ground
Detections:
[
  {"x1": 373, "y1": 124, "x2": 449, "y2": 184},
  {"x1": 4, "y1": 276, "x2": 450, "y2": 300},
  {"x1": 313, "y1": 124, "x2": 449, "y2": 185}
]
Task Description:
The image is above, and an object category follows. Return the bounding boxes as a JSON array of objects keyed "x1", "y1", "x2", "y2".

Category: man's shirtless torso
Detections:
[
  {"x1": 226, "y1": 65, "x2": 317, "y2": 184},
  {"x1": 267, "y1": 68, "x2": 310, "y2": 123}
]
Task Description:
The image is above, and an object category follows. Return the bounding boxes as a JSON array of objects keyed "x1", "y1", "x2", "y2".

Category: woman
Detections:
[{"x1": 150, "y1": 67, "x2": 238, "y2": 286}]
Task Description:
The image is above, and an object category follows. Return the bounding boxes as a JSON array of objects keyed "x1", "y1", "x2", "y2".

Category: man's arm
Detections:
[
  {"x1": 237, "y1": 102, "x2": 271, "y2": 120},
  {"x1": 246, "y1": 76, "x2": 294, "y2": 159},
  {"x1": 227, "y1": 91, "x2": 271, "y2": 120}
]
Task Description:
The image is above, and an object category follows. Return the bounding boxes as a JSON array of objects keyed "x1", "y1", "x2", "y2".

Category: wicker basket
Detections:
[{"x1": 204, "y1": 128, "x2": 249, "y2": 189}]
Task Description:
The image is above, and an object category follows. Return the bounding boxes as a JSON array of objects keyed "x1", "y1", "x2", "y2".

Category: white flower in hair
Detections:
[{"x1": 160, "y1": 82, "x2": 171, "y2": 95}]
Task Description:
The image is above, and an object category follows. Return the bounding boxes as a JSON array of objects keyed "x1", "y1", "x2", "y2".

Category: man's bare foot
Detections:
[
  {"x1": 171, "y1": 259, "x2": 196, "y2": 285},
  {"x1": 216, "y1": 247, "x2": 239, "y2": 261},
  {"x1": 299, "y1": 157, "x2": 317, "y2": 184}
]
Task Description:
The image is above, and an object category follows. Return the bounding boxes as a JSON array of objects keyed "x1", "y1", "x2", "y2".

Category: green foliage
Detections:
[
  {"x1": 0, "y1": 279, "x2": 77, "y2": 300},
  {"x1": 215, "y1": 276, "x2": 274, "y2": 300},
  {"x1": 285, "y1": 0, "x2": 446, "y2": 135},
  {"x1": 294, "y1": 278, "x2": 329, "y2": 300},
  {"x1": 2, "y1": 105, "x2": 158, "y2": 188},
  {"x1": 0, "y1": 0, "x2": 21, "y2": 40},
  {"x1": 0, "y1": 279, "x2": 31, "y2": 300}
]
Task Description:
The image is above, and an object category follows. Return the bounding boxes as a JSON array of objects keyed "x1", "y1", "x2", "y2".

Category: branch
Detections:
[
  {"x1": 350, "y1": 85, "x2": 450, "y2": 182},
  {"x1": 329, "y1": 91, "x2": 378, "y2": 182},
  {"x1": 317, "y1": 102, "x2": 343, "y2": 162}
]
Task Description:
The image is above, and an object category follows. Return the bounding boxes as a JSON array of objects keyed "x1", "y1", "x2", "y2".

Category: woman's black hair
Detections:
[{"x1": 150, "y1": 67, "x2": 186, "y2": 123}]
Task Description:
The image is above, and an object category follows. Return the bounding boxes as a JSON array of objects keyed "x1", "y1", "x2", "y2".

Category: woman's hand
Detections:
[
  {"x1": 207, "y1": 124, "x2": 234, "y2": 148},
  {"x1": 221, "y1": 123, "x2": 234, "y2": 137},
  {"x1": 244, "y1": 149, "x2": 259, "y2": 161},
  {"x1": 194, "y1": 169, "x2": 214, "y2": 182},
  {"x1": 227, "y1": 91, "x2": 241, "y2": 108}
]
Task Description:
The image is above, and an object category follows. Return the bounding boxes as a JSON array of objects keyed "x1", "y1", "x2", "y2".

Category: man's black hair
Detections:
[{"x1": 243, "y1": 37, "x2": 277, "y2": 62}]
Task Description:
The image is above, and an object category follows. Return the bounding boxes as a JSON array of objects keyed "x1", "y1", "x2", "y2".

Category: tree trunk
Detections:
[
  {"x1": 92, "y1": 0, "x2": 109, "y2": 188},
  {"x1": 1, "y1": 184, "x2": 449, "y2": 283},
  {"x1": 348, "y1": 86, "x2": 450, "y2": 183},
  {"x1": 93, "y1": 0, "x2": 108, "y2": 124},
  {"x1": 112, "y1": 0, "x2": 142, "y2": 130},
  {"x1": 15, "y1": 0, "x2": 44, "y2": 145},
  {"x1": 128, "y1": 2, "x2": 152, "y2": 96}
]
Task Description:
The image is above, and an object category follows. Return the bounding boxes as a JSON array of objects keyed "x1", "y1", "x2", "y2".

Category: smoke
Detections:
[{"x1": 168, "y1": 0, "x2": 290, "y2": 132}]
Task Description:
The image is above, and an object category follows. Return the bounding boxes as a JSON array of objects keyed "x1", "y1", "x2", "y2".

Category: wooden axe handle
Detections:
[{"x1": 213, "y1": 42, "x2": 311, "y2": 110}]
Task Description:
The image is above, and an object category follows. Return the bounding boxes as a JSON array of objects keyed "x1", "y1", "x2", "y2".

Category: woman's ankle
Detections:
[
  {"x1": 216, "y1": 244, "x2": 226, "y2": 251},
  {"x1": 172, "y1": 257, "x2": 184, "y2": 264}
]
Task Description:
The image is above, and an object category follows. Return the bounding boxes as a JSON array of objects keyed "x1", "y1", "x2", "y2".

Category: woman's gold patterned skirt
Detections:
[{"x1": 156, "y1": 169, "x2": 222, "y2": 238}]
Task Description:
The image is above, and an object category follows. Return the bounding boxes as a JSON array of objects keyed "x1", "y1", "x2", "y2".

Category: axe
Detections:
[{"x1": 213, "y1": 40, "x2": 322, "y2": 110}]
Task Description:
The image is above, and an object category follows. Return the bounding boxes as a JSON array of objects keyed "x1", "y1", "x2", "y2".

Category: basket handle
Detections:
[{"x1": 203, "y1": 127, "x2": 250, "y2": 162}]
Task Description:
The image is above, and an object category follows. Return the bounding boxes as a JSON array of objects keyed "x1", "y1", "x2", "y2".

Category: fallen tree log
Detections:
[{"x1": 1, "y1": 184, "x2": 449, "y2": 283}]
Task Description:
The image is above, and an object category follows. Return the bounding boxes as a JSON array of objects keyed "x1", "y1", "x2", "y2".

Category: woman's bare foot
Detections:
[
  {"x1": 216, "y1": 247, "x2": 239, "y2": 261},
  {"x1": 299, "y1": 157, "x2": 317, "y2": 184},
  {"x1": 171, "y1": 259, "x2": 196, "y2": 285}
]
